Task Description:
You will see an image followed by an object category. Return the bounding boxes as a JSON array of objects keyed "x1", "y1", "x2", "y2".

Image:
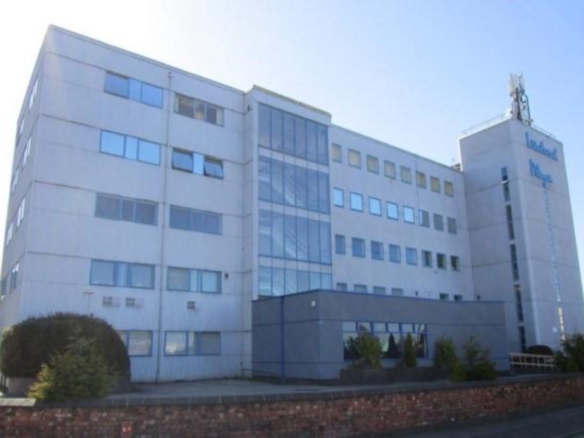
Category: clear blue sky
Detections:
[{"x1": 1, "y1": 0, "x2": 583, "y2": 284}]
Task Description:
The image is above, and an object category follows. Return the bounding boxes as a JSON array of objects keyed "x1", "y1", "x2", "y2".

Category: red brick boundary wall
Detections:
[{"x1": 1, "y1": 375, "x2": 584, "y2": 437}]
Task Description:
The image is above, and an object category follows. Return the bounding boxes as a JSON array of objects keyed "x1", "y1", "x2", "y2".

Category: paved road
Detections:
[{"x1": 399, "y1": 404, "x2": 584, "y2": 438}]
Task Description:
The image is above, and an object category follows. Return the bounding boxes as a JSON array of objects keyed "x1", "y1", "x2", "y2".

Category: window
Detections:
[
  {"x1": 439, "y1": 293, "x2": 450, "y2": 301},
  {"x1": 437, "y1": 253, "x2": 447, "y2": 269},
  {"x1": 100, "y1": 131, "x2": 160, "y2": 165},
  {"x1": 444, "y1": 181, "x2": 454, "y2": 196},
  {"x1": 416, "y1": 171, "x2": 427, "y2": 188},
  {"x1": 169, "y1": 205, "x2": 223, "y2": 235},
  {"x1": 366, "y1": 155, "x2": 379, "y2": 173},
  {"x1": 332, "y1": 144, "x2": 342, "y2": 162},
  {"x1": 515, "y1": 285, "x2": 524, "y2": 322},
  {"x1": 403, "y1": 206, "x2": 415, "y2": 223},
  {"x1": 506, "y1": 205, "x2": 515, "y2": 240},
  {"x1": 10, "y1": 263, "x2": 20, "y2": 291},
  {"x1": 387, "y1": 202, "x2": 399, "y2": 220},
  {"x1": 28, "y1": 77, "x2": 38, "y2": 110},
  {"x1": 258, "y1": 104, "x2": 328, "y2": 164},
  {"x1": 391, "y1": 288, "x2": 404, "y2": 297},
  {"x1": 90, "y1": 260, "x2": 155, "y2": 289},
  {"x1": 389, "y1": 244, "x2": 401, "y2": 263},
  {"x1": 104, "y1": 72, "x2": 163, "y2": 108},
  {"x1": 369, "y1": 197, "x2": 381, "y2": 216},
  {"x1": 406, "y1": 247, "x2": 417, "y2": 265},
  {"x1": 354, "y1": 284, "x2": 368, "y2": 293},
  {"x1": 433, "y1": 214, "x2": 444, "y2": 231},
  {"x1": 174, "y1": 93, "x2": 224, "y2": 126},
  {"x1": 16, "y1": 198, "x2": 25, "y2": 227},
  {"x1": 337, "y1": 282, "x2": 348, "y2": 291},
  {"x1": 335, "y1": 235, "x2": 346, "y2": 255},
  {"x1": 450, "y1": 256, "x2": 460, "y2": 271},
  {"x1": 333, "y1": 188, "x2": 344, "y2": 207},
  {"x1": 501, "y1": 167, "x2": 510, "y2": 202},
  {"x1": 352, "y1": 238, "x2": 366, "y2": 258},
  {"x1": 164, "y1": 331, "x2": 221, "y2": 356},
  {"x1": 348, "y1": 149, "x2": 361, "y2": 168},
  {"x1": 96, "y1": 194, "x2": 157, "y2": 225},
  {"x1": 418, "y1": 210, "x2": 430, "y2": 227},
  {"x1": 400, "y1": 166, "x2": 412, "y2": 184},
  {"x1": 5, "y1": 222, "x2": 13, "y2": 246},
  {"x1": 447, "y1": 217, "x2": 457, "y2": 234},
  {"x1": 430, "y1": 176, "x2": 441, "y2": 193},
  {"x1": 23, "y1": 136, "x2": 31, "y2": 167},
  {"x1": 171, "y1": 149, "x2": 224, "y2": 179},
  {"x1": 422, "y1": 250, "x2": 432, "y2": 267},
  {"x1": 384, "y1": 161, "x2": 396, "y2": 179},
  {"x1": 350, "y1": 193, "x2": 363, "y2": 211},
  {"x1": 454, "y1": 294, "x2": 463, "y2": 302},
  {"x1": 510, "y1": 244, "x2": 519, "y2": 281},
  {"x1": 167, "y1": 267, "x2": 221, "y2": 293},
  {"x1": 10, "y1": 169, "x2": 19, "y2": 193},
  {"x1": 371, "y1": 241, "x2": 384, "y2": 260},
  {"x1": 118, "y1": 331, "x2": 152, "y2": 356},
  {"x1": 373, "y1": 286, "x2": 386, "y2": 295}
]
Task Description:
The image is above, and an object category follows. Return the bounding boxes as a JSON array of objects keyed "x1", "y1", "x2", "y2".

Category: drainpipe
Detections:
[{"x1": 280, "y1": 295, "x2": 286, "y2": 384}]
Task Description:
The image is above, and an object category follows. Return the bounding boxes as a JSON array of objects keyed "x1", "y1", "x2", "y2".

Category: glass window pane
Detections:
[
  {"x1": 200, "y1": 332, "x2": 221, "y2": 355},
  {"x1": 90, "y1": 260, "x2": 115, "y2": 286},
  {"x1": 306, "y1": 121, "x2": 317, "y2": 162},
  {"x1": 258, "y1": 104, "x2": 270, "y2": 148},
  {"x1": 318, "y1": 172, "x2": 330, "y2": 214},
  {"x1": 188, "y1": 332, "x2": 197, "y2": 355},
  {"x1": 202, "y1": 212, "x2": 222, "y2": 235},
  {"x1": 135, "y1": 201, "x2": 157, "y2": 225},
  {"x1": 165, "y1": 331, "x2": 187, "y2": 355},
  {"x1": 195, "y1": 101, "x2": 205, "y2": 120},
  {"x1": 121, "y1": 199, "x2": 134, "y2": 221},
  {"x1": 130, "y1": 264, "x2": 154, "y2": 288},
  {"x1": 350, "y1": 193, "x2": 363, "y2": 211},
  {"x1": 444, "y1": 181, "x2": 454, "y2": 196},
  {"x1": 100, "y1": 131, "x2": 125, "y2": 156},
  {"x1": 138, "y1": 140, "x2": 160, "y2": 165},
  {"x1": 352, "y1": 238, "x2": 365, "y2": 258},
  {"x1": 416, "y1": 171, "x2": 427, "y2": 188},
  {"x1": 309, "y1": 272, "x2": 321, "y2": 290},
  {"x1": 403, "y1": 206, "x2": 414, "y2": 223},
  {"x1": 115, "y1": 262, "x2": 129, "y2": 287},
  {"x1": 308, "y1": 219, "x2": 321, "y2": 263},
  {"x1": 172, "y1": 149, "x2": 193, "y2": 172},
  {"x1": 272, "y1": 268, "x2": 285, "y2": 296},
  {"x1": 335, "y1": 234, "x2": 346, "y2": 255},
  {"x1": 201, "y1": 271, "x2": 221, "y2": 293},
  {"x1": 190, "y1": 270, "x2": 200, "y2": 292},
  {"x1": 285, "y1": 269, "x2": 297, "y2": 294},
  {"x1": 128, "y1": 331, "x2": 152, "y2": 356},
  {"x1": 387, "y1": 202, "x2": 399, "y2": 220},
  {"x1": 316, "y1": 124, "x2": 328, "y2": 164},
  {"x1": 332, "y1": 144, "x2": 342, "y2": 162},
  {"x1": 125, "y1": 136, "x2": 138, "y2": 160},
  {"x1": 204, "y1": 157, "x2": 224, "y2": 179},
  {"x1": 319, "y1": 221, "x2": 332, "y2": 264},
  {"x1": 167, "y1": 267, "x2": 190, "y2": 291},
  {"x1": 95, "y1": 194, "x2": 120, "y2": 220},
  {"x1": 384, "y1": 161, "x2": 396, "y2": 178},
  {"x1": 271, "y1": 160, "x2": 284, "y2": 204},
  {"x1": 284, "y1": 214, "x2": 297, "y2": 260},
  {"x1": 284, "y1": 163, "x2": 296, "y2": 206},
  {"x1": 271, "y1": 108, "x2": 283, "y2": 151},
  {"x1": 169, "y1": 206, "x2": 191, "y2": 230},
  {"x1": 272, "y1": 212, "x2": 285, "y2": 258},
  {"x1": 401, "y1": 166, "x2": 412, "y2": 183},
  {"x1": 448, "y1": 217, "x2": 457, "y2": 234},
  {"x1": 369, "y1": 197, "x2": 381, "y2": 216},
  {"x1": 104, "y1": 73, "x2": 129, "y2": 97},
  {"x1": 296, "y1": 166, "x2": 307, "y2": 209},
  {"x1": 406, "y1": 247, "x2": 418, "y2": 265},
  {"x1": 259, "y1": 266, "x2": 272, "y2": 296},
  {"x1": 389, "y1": 244, "x2": 401, "y2": 263},
  {"x1": 283, "y1": 113, "x2": 295, "y2": 155},
  {"x1": 128, "y1": 79, "x2": 141, "y2": 101},
  {"x1": 306, "y1": 169, "x2": 319, "y2": 212},
  {"x1": 367, "y1": 155, "x2": 379, "y2": 173},
  {"x1": 258, "y1": 156, "x2": 271, "y2": 201},
  {"x1": 333, "y1": 188, "x2": 344, "y2": 207},
  {"x1": 141, "y1": 83, "x2": 163, "y2": 107},
  {"x1": 296, "y1": 217, "x2": 309, "y2": 261},
  {"x1": 431, "y1": 176, "x2": 441, "y2": 192},
  {"x1": 259, "y1": 210, "x2": 272, "y2": 257},
  {"x1": 175, "y1": 94, "x2": 194, "y2": 117},
  {"x1": 348, "y1": 150, "x2": 361, "y2": 168},
  {"x1": 434, "y1": 214, "x2": 444, "y2": 231},
  {"x1": 321, "y1": 273, "x2": 332, "y2": 289},
  {"x1": 294, "y1": 116, "x2": 307, "y2": 158}
]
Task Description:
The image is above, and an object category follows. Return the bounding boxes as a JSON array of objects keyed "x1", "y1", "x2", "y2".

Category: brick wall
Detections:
[{"x1": 1, "y1": 375, "x2": 584, "y2": 437}]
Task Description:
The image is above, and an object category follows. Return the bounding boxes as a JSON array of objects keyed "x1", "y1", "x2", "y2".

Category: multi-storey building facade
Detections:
[{"x1": 1, "y1": 26, "x2": 582, "y2": 381}]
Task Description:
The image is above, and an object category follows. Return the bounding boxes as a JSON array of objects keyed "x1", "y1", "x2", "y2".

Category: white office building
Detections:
[{"x1": 1, "y1": 26, "x2": 582, "y2": 381}]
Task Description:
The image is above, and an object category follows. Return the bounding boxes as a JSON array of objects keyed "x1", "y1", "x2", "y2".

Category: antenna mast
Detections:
[{"x1": 508, "y1": 73, "x2": 532, "y2": 125}]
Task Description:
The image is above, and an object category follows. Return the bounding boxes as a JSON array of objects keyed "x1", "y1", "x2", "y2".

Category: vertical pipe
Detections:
[{"x1": 280, "y1": 295, "x2": 285, "y2": 384}]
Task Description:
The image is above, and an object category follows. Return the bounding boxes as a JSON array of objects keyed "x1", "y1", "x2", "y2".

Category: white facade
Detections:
[{"x1": 1, "y1": 26, "x2": 582, "y2": 381}]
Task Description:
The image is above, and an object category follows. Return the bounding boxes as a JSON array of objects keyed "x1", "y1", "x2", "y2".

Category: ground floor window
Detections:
[
  {"x1": 164, "y1": 331, "x2": 221, "y2": 356},
  {"x1": 117, "y1": 330, "x2": 153, "y2": 356},
  {"x1": 342, "y1": 321, "x2": 427, "y2": 361}
]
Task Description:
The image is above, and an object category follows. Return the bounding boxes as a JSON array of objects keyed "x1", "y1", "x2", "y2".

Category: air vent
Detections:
[
  {"x1": 102, "y1": 296, "x2": 121, "y2": 307},
  {"x1": 187, "y1": 301, "x2": 196, "y2": 310}
]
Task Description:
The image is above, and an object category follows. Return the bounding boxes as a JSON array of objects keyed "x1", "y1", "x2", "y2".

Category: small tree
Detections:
[
  {"x1": 456, "y1": 336, "x2": 497, "y2": 381},
  {"x1": 433, "y1": 336, "x2": 460, "y2": 376},
  {"x1": 386, "y1": 334, "x2": 400, "y2": 359},
  {"x1": 403, "y1": 333, "x2": 417, "y2": 368},
  {"x1": 28, "y1": 336, "x2": 112, "y2": 402},
  {"x1": 560, "y1": 333, "x2": 584, "y2": 372},
  {"x1": 348, "y1": 334, "x2": 384, "y2": 369}
]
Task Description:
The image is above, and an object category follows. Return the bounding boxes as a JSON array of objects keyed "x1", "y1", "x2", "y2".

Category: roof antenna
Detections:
[{"x1": 508, "y1": 73, "x2": 532, "y2": 125}]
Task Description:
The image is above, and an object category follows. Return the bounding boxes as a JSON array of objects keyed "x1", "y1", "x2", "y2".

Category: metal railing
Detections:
[{"x1": 509, "y1": 352, "x2": 556, "y2": 371}]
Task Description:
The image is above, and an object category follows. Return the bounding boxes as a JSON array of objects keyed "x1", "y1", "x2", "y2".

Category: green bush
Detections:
[
  {"x1": 458, "y1": 336, "x2": 497, "y2": 381},
  {"x1": 403, "y1": 333, "x2": 417, "y2": 368},
  {"x1": 560, "y1": 333, "x2": 584, "y2": 372},
  {"x1": 525, "y1": 344, "x2": 554, "y2": 356},
  {"x1": 0, "y1": 313, "x2": 130, "y2": 379},
  {"x1": 347, "y1": 334, "x2": 384, "y2": 369},
  {"x1": 433, "y1": 336, "x2": 460, "y2": 375},
  {"x1": 28, "y1": 336, "x2": 112, "y2": 402}
]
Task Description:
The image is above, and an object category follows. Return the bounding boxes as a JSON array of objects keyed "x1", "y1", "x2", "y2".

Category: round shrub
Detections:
[
  {"x1": 404, "y1": 333, "x2": 418, "y2": 368},
  {"x1": 0, "y1": 313, "x2": 130, "y2": 379}
]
